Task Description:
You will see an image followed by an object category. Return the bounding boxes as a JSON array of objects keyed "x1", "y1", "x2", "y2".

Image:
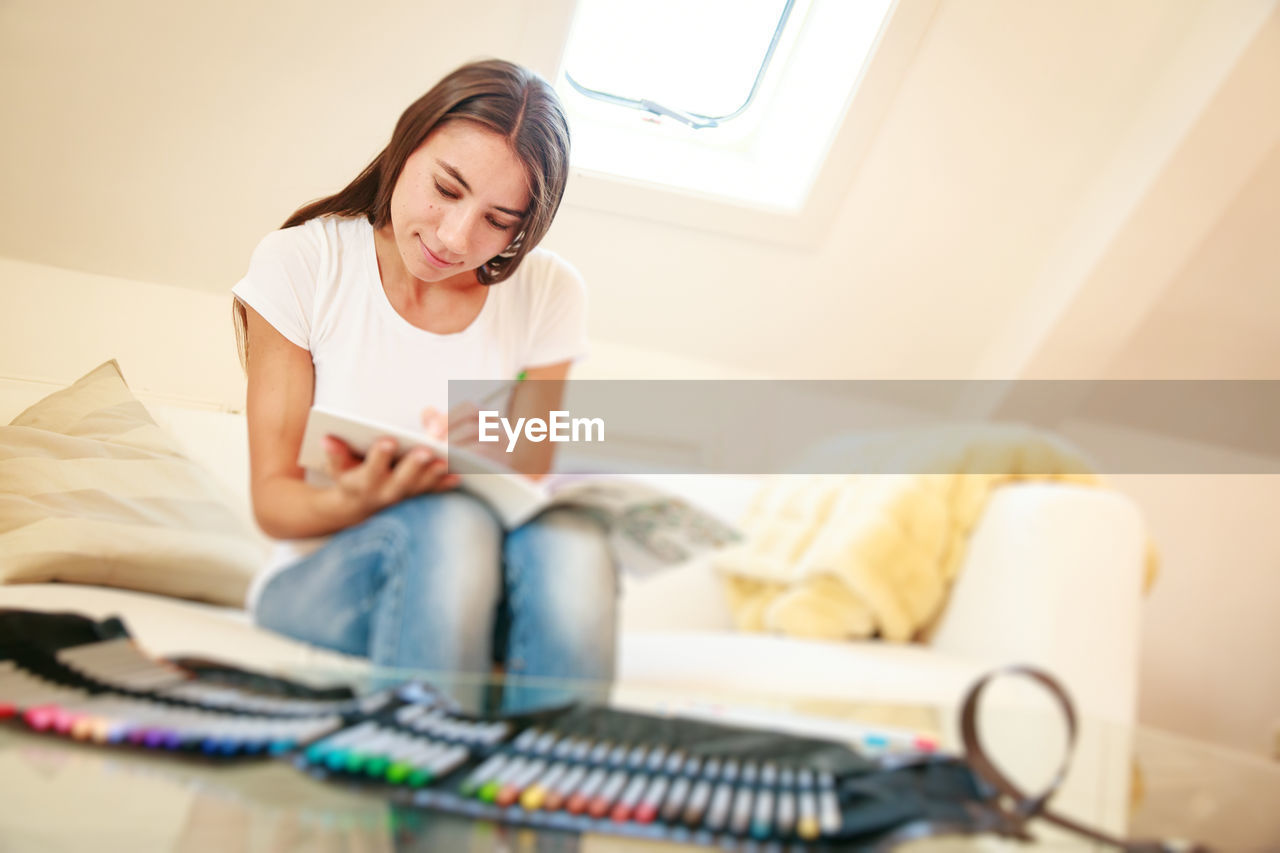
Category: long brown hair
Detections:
[{"x1": 235, "y1": 59, "x2": 571, "y2": 370}]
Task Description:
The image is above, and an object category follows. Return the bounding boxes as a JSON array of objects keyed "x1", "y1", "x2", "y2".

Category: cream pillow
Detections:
[{"x1": 0, "y1": 361, "x2": 262, "y2": 606}]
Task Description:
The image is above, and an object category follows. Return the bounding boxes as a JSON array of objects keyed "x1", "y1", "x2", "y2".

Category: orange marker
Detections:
[
  {"x1": 588, "y1": 770, "x2": 628, "y2": 819},
  {"x1": 544, "y1": 764, "x2": 587, "y2": 812},
  {"x1": 566, "y1": 767, "x2": 608, "y2": 815}
]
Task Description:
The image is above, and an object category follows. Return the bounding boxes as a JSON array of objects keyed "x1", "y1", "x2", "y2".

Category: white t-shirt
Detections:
[{"x1": 231, "y1": 214, "x2": 589, "y2": 609}]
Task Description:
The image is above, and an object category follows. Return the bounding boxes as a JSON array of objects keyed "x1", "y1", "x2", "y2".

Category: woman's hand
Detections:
[
  {"x1": 437, "y1": 402, "x2": 519, "y2": 468},
  {"x1": 322, "y1": 432, "x2": 460, "y2": 517}
]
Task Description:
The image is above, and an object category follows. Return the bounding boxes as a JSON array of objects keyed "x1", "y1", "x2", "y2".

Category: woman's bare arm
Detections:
[
  {"x1": 243, "y1": 304, "x2": 455, "y2": 539},
  {"x1": 505, "y1": 361, "x2": 572, "y2": 479}
]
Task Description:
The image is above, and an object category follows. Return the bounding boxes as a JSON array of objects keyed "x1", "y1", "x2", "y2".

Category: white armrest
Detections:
[
  {"x1": 928, "y1": 483, "x2": 1147, "y2": 723},
  {"x1": 619, "y1": 555, "x2": 737, "y2": 634}
]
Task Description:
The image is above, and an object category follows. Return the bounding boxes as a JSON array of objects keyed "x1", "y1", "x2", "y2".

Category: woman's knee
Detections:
[
  {"x1": 378, "y1": 490, "x2": 502, "y2": 542},
  {"x1": 382, "y1": 492, "x2": 504, "y2": 605},
  {"x1": 506, "y1": 508, "x2": 617, "y2": 629},
  {"x1": 511, "y1": 507, "x2": 613, "y2": 574}
]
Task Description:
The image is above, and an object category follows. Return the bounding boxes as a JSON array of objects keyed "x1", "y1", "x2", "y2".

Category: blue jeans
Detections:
[{"x1": 253, "y1": 491, "x2": 618, "y2": 714}]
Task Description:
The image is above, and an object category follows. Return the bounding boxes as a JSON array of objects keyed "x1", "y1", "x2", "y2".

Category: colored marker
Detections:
[
  {"x1": 484, "y1": 755, "x2": 531, "y2": 804},
  {"x1": 22, "y1": 704, "x2": 58, "y2": 732},
  {"x1": 660, "y1": 754, "x2": 699, "y2": 824},
  {"x1": 387, "y1": 739, "x2": 441, "y2": 784},
  {"x1": 775, "y1": 767, "x2": 797, "y2": 837},
  {"x1": 751, "y1": 763, "x2": 778, "y2": 840},
  {"x1": 549, "y1": 736, "x2": 578, "y2": 761},
  {"x1": 433, "y1": 743, "x2": 470, "y2": 778},
  {"x1": 796, "y1": 769, "x2": 820, "y2": 841},
  {"x1": 704, "y1": 759, "x2": 739, "y2": 833},
  {"x1": 497, "y1": 758, "x2": 547, "y2": 807},
  {"x1": 566, "y1": 766, "x2": 609, "y2": 815},
  {"x1": 344, "y1": 727, "x2": 395, "y2": 774},
  {"x1": 683, "y1": 758, "x2": 719, "y2": 827},
  {"x1": 588, "y1": 770, "x2": 630, "y2": 819},
  {"x1": 729, "y1": 762, "x2": 758, "y2": 836},
  {"x1": 407, "y1": 741, "x2": 464, "y2": 787},
  {"x1": 511, "y1": 727, "x2": 542, "y2": 752},
  {"x1": 531, "y1": 731, "x2": 559, "y2": 755},
  {"x1": 610, "y1": 772, "x2": 650, "y2": 822},
  {"x1": 307, "y1": 722, "x2": 377, "y2": 768},
  {"x1": 543, "y1": 763, "x2": 587, "y2": 812},
  {"x1": 395, "y1": 704, "x2": 429, "y2": 727},
  {"x1": 586, "y1": 739, "x2": 613, "y2": 765},
  {"x1": 606, "y1": 742, "x2": 630, "y2": 767},
  {"x1": 625, "y1": 744, "x2": 649, "y2": 770},
  {"x1": 818, "y1": 771, "x2": 842, "y2": 837},
  {"x1": 386, "y1": 732, "x2": 442, "y2": 778},
  {"x1": 459, "y1": 753, "x2": 510, "y2": 798},
  {"x1": 520, "y1": 761, "x2": 568, "y2": 810}
]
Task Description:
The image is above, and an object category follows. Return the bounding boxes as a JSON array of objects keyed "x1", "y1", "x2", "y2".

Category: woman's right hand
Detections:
[{"x1": 322, "y1": 435, "x2": 461, "y2": 516}]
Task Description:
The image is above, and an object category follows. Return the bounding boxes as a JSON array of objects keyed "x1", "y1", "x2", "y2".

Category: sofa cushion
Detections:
[
  {"x1": 617, "y1": 629, "x2": 993, "y2": 709},
  {"x1": 0, "y1": 361, "x2": 263, "y2": 606}
]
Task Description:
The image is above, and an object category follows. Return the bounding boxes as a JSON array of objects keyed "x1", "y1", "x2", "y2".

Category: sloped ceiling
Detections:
[
  {"x1": 1104, "y1": 142, "x2": 1280, "y2": 379},
  {"x1": 0, "y1": 0, "x2": 1274, "y2": 379}
]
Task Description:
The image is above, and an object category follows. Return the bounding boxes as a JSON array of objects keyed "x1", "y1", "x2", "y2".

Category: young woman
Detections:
[{"x1": 231, "y1": 59, "x2": 616, "y2": 713}]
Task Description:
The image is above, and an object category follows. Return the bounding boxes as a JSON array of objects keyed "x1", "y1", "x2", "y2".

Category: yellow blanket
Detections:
[{"x1": 713, "y1": 424, "x2": 1151, "y2": 642}]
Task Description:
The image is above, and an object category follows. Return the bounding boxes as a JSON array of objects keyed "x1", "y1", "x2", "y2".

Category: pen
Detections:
[
  {"x1": 475, "y1": 370, "x2": 527, "y2": 411},
  {"x1": 448, "y1": 370, "x2": 527, "y2": 433}
]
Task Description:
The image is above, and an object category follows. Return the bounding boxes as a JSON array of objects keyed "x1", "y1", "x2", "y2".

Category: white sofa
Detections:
[{"x1": 0, "y1": 382, "x2": 1149, "y2": 725}]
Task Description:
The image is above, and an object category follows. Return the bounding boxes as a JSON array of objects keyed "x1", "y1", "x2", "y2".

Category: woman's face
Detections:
[{"x1": 388, "y1": 120, "x2": 532, "y2": 284}]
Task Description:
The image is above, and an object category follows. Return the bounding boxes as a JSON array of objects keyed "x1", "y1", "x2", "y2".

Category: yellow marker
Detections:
[
  {"x1": 70, "y1": 716, "x2": 96, "y2": 741},
  {"x1": 520, "y1": 784, "x2": 546, "y2": 811},
  {"x1": 797, "y1": 773, "x2": 821, "y2": 840},
  {"x1": 521, "y1": 762, "x2": 570, "y2": 811},
  {"x1": 91, "y1": 717, "x2": 113, "y2": 743}
]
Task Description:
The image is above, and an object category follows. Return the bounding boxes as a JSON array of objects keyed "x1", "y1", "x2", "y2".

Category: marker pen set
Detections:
[
  {"x1": 859, "y1": 730, "x2": 938, "y2": 755},
  {"x1": 1, "y1": 611, "x2": 958, "y2": 849},
  {"x1": 297, "y1": 703, "x2": 509, "y2": 789},
  {"x1": 55, "y1": 638, "x2": 366, "y2": 717},
  {"x1": 431, "y1": 726, "x2": 853, "y2": 844},
  {"x1": 299, "y1": 720, "x2": 471, "y2": 789},
  {"x1": 1, "y1": 657, "x2": 344, "y2": 756}
]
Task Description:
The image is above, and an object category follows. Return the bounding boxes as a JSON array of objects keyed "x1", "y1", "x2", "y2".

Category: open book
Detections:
[{"x1": 298, "y1": 406, "x2": 741, "y2": 574}]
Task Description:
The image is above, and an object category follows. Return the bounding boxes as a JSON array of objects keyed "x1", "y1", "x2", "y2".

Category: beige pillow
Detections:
[{"x1": 0, "y1": 360, "x2": 262, "y2": 606}]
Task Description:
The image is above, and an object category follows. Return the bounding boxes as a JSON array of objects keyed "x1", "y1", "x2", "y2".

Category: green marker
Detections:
[
  {"x1": 459, "y1": 753, "x2": 510, "y2": 797},
  {"x1": 365, "y1": 753, "x2": 391, "y2": 777},
  {"x1": 306, "y1": 722, "x2": 377, "y2": 771}
]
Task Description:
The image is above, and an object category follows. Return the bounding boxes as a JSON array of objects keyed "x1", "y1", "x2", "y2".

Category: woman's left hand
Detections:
[{"x1": 424, "y1": 403, "x2": 518, "y2": 468}]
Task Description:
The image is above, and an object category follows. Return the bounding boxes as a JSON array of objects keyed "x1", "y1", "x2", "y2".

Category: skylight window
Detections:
[
  {"x1": 563, "y1": 0, "x2": 796, "y2": 129},
  {"x1": 555, "y1": 0, "x2": 896, "y2": 213}
]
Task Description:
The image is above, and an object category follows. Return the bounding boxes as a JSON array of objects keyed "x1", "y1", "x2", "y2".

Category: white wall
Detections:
[
  {"x1": 1124, "y1": 473, "x2": 1280, "y2": 757},
  {"x1": 1, "y1": 0, "x2": 1273, "y2": 380}
]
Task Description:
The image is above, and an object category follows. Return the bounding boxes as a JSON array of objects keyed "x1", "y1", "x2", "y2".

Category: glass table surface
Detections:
[{"x1": 1, "y1": 665, "x2": 1276, "y2": 852}]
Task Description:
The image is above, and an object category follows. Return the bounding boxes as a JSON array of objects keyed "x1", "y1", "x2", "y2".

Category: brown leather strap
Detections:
[{"x1": 958, "y1": 665, "x2": 1210, "y2": 853}]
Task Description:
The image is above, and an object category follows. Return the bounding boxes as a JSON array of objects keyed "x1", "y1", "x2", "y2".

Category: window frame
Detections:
[
  {"x1": 515, "y1": 0, "x2": 942, "y2": 250},
  {"x1": 562, "y1": 0, "x2": 798, "y2": 130}
]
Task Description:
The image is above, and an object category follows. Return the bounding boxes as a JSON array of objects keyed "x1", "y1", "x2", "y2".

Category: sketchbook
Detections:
[{"x1": 298, "y1": 406, "x2": 741, "y2": 573}]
